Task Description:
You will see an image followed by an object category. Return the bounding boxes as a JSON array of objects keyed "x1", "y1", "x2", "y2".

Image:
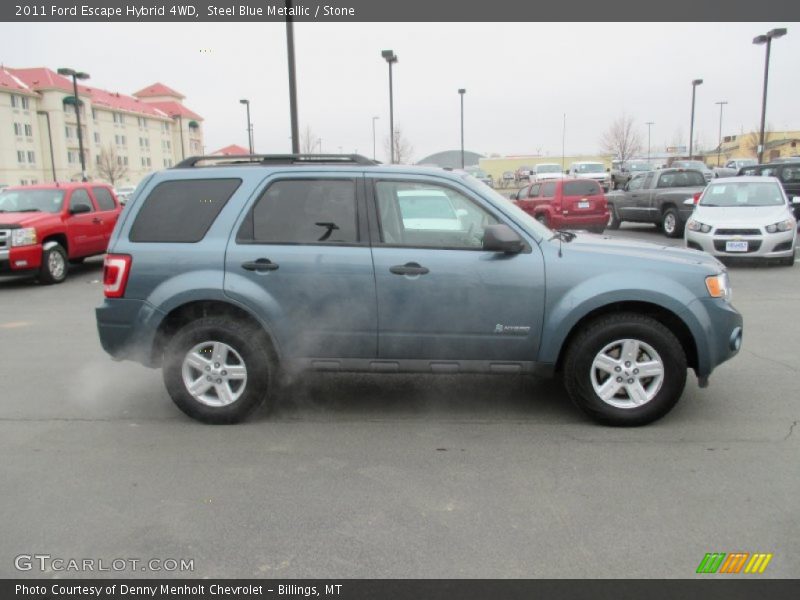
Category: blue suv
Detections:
[{"x1": 96, "y1": 154, "x2": 743, "y2": 426}]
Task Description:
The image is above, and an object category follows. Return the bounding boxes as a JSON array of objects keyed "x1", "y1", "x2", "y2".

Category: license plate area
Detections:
[
  {"x1": 577, "y1": 200, "x2": 590, "y2": 209},
  {"x1": 725, "y1": 240, "x2": 748, "y2": 252}
]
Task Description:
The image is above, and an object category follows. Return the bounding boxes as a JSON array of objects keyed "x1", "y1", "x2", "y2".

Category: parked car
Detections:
[
  {"x1": 530, "y1": 163, "x2": 565, "y2": 183},
  {"x1": 464, "y1": 167, "x2": 494, "y2": 188},
  {"x1": 513, "y1": 178, "x2": 608, "y2": 233},
  {"x1": 568, "y1": 161, "x2": 612, "y2": 191},
  {"x1": 96, "y1": 153, "x2": 742, "y2": 426},
  {"x1": 0, "y1": 182, "x2": 122, "y2": 283},
  {"x1": 712, "y1": 158, "x2": 758, "y2": 179},
  {"x1": 671, "y1": 160, "x2": 713, "y2": 182},
  {"x1": 515, "y1": 165, "x2": 533, "y2": 183},
  {"x1": 606, "y1": 168, "x2": 707, "y2": 237},
  {"x1": 771, "y1": 156, "x2": 800, "y2": 164},
  {"x1": 736, "y1": 161, "x2": 800, "y2": 222},
  {"x1": 500, "y1": 171, "x2": 516, "y2": 188},
  {"x1": 114, "y1": 185, "x2": 137, "y2": 205},
  {"x1": 685, "y1": 177, "x2": 797, "y2": 266},
  {"x1": 610, "y1": 159, "x2": 652, "y2": 190}
]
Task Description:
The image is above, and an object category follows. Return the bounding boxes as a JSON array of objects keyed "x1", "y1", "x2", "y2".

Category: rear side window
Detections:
[
  {"x1": 528, "y1": 184, "x2": 541, "y2": 197},
  {"x1": 541, "y1": 182, "x2": 557, "y2": 197},
  {"x1": 563, "y1": 180, "x2": 602, "y2": 196},
  {"x1": 92, "y1": 187, "x2": 117, "y2": 211},
  {"x1": 238, "y1": 179, "x2": 358, "y2": 244},
  {"x1": 129, "y1": 178, "x2": 240, "y2": 243}
]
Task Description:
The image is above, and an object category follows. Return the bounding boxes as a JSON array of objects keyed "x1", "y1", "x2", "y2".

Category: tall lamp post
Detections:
[
  {"x1": 645, "y1": 121, "x2": 654, "y2": 162},
  {"x1": 172, "y1": 114, "x2": 185, "y2": 160},
  {"x1": 688, "y1": 78, "x2": 703, "y2": 159},
  {"x1": 715, "y1": 101, "x2": 728, "y2": 166},
  {"x1": 239, "y1": 99, "x2": 253, "y2": 154},
  {"x1": 57, "y1": 67, "x2": 89, "y2": 181},
  {"x1": 753, "y1": 28, "x2": 787, "y2": 163},
  {"x1": 37, "y1": 110, "x2": 57, "y2": 182},
  {"x1": 371, "y1": 116, "x2": 379, "y2": 160},
  {"x1": 381, "y1": 49, "x2": 398, "y2": 163},
  {"x1": 458, "y1": 88, "x2": 466, "y2": 169},
  {"x1": 285, "y1": 1, "x2": 299, "y2": 153}
]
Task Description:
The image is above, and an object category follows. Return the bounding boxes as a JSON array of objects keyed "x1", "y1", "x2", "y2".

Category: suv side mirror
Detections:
[
  {"x1": 483, "y1": 224, "x2": 524, "y2": 254},
  {"x1": 70, "y1": 204, "x2": 92, "y2": 215}
]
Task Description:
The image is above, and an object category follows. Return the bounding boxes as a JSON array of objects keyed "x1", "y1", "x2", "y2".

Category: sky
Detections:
[{"x1": 1, "y1": 21, "x2": 798, "y2": 162}]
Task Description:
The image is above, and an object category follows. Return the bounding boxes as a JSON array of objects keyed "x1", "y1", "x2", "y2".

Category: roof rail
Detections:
[{"x1": 173, "y1": 154, "x2": 379, "y2": 169}]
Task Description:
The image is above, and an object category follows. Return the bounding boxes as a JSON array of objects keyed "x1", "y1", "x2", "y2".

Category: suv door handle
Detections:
[
  {"x1": 241, "y1": 258, "x2": 279, "y2": 272},
  {"x1": 92, "y1": 217, "x2": 102, "y2": 224},
  {"x1": 390, "y1": 262, "x2": 429, "y2": 276}
]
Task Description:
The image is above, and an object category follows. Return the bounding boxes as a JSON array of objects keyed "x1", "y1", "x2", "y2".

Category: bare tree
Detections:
[
  {"x1": 384, "y1": 127, "x2": 414, "y2": 164},
  {"x1": 300, "y1": 125, "x2": 319, "y2": 154},
  {"x1": 96, "y1": 144, "x2": 128, "y2": 186},
  {"x1": 599, "y1": 114, "x2": 643, "y2": 163}
]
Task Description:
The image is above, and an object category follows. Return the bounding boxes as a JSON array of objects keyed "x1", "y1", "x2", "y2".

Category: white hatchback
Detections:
[{"x1": 684, "y1": 176, "x2": 798, "y2": 266}]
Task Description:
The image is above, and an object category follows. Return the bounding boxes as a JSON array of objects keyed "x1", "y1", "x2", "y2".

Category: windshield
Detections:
[
  {"x1": 0, "y1": 189, "x2": 65, "y2": 213},
  {"x1": 700, "y1": 182, "x2": 785, "y2": 207},
  {"x1": 675, "y1": 161, "x2": 707, "y2": 170},
  {"x1": 736, "y1": 159, "x2": 757, "y2": 167},
  {"x1": 574, "y1": 163, "x2": 604, "y2": 173},
  {"x1": 629, "y1": 162, "x2": 651, "y2": 171},
  {"x1": 536, "y1": 164, "x2": 561, "y2": 174}
]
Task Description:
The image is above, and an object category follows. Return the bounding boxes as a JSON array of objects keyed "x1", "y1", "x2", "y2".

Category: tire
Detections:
[
  {"x1": 38, "y1": 243, "x2": 68, "y2": 284},
  {"x1": 536, "y1": 214, "x2": 549, "y2": 228},
  {"x1": 68, "y1": 257, "x2": 85, "y2": 265},
  {"x1": 607, "y1": 204, "x2": 621, "y2": 230},
  {"x1": 162, "y1": 316, "x2": 275, "y2": 424},
  {"x1": 588, "y1": 225, "x2": 606, "y2": 234},
  {"x1": 563, "y1": 312, "x2": 687, "y2": 426},
  {"x1": 661, "y1": 208, "x2": 683, "y2": 238}
]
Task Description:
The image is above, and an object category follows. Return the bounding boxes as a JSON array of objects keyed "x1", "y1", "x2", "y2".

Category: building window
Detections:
[
  {"x1": 30, "y1": 179, "x2": 38, "y2": 185},
  {"x1": 67, "y1": 150, "x2": 82, "y2": 164},
  {"x1": 20, "y1": 179, "x2": 28, "y2": 185},
  {"x1": 162, "y1": 140, "x2": 171, "y2": 151},
  {"x1": 11, "y1": 95, "x2": 19, "y2": 108},
  {"x1": 14, "y1": 123, "x2": 22, "y2": 136},
  {"x1": 24, "y1": 124, "x2": 33, "y2": 137},
  {"x1": 138, "y1": 117, "x2": 147, "y2": 128},
  {"x1": 161, "y1": 121, "x2": 170, "y2": 134},
  {"x1": 17, "y1": 150, "x2": 25, "y2": 163},
  {"x1": 113, "y1": 112, "x2": 125, "y2": 125},
  {"x1": 96, "y1": 155, "x2": 101, "y2": 165},
  {"x1": 65, "y1": 125, "x2": 74, "y2": 139},
  {"x1": 163, "y1": 158, "x2": 173, "y2": 167},
  {"x1": 139, "y1": 137, "x2": 150, "y2": 148},
  {"x1": 27, "y1": 151, "x2": 35, "y2": 164},
  {"x1": 92, "y1": 108, "x2": 98, "y2": 121},
  {"x1": 94, "y1": 132, "x2": 100, "y2": 143},
  {"x1": 124, "y1": 156, "x2": 129, "y2": 166}
]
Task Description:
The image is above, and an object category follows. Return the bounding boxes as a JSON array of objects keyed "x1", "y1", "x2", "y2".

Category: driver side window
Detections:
[
  {"x1": 69, "y1": 189, "x2": 94, "y2": 213},
  {"x1": 375, "y1": 181, "x2": 498, "y2": 250}
]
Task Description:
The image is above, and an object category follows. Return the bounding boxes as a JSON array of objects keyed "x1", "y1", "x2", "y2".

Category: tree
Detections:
[
  {"x1": 300, "y1": 125, "x2": 319, "y2": 154},
  {"x1": 96, "y1": 144, "x2": 128, "y2": 186},
  {"x1": 384, "y1": 127, "x2": 413, "y2": 164},
  {"x1": 599, "y1": 114, "x2": 643, "y2": 163}
]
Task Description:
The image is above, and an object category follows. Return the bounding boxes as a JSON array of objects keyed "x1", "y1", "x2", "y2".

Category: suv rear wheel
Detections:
[
  {"x1": 563, "y1": 313, "x2": 687, "y2": 426},
  {"x1": 163, "y1": 317, "x2": 274, "y2": 423}
]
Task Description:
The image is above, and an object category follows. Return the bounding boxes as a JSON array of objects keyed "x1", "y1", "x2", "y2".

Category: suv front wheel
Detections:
[
  {"x1": 163, "y1": 317, "x2": 274, "y2": 423},
  {"x1": 563, "y1": 313, "x2": 687, "y2": 426}
]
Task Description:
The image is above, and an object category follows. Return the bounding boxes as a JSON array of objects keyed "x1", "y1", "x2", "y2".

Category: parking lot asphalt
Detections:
[{"x1": 1, "y1": 225, "x2": 798, "y2": 579}]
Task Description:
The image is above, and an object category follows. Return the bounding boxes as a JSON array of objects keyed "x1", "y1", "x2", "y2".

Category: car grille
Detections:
[
  {"x1": 714, "y1": 228, "x2": 761, "y2": 236},
  {"x1": 0, "y1": 229, "x2": 9, "y2": 250},
  {"x1": 713, "y1": 240, "x2": 762, "y2": 253}
]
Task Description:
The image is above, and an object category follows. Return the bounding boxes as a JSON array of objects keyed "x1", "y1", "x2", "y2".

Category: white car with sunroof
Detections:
[{"x1": 684, "y1": 176, "x2": 798, "y2": 266}]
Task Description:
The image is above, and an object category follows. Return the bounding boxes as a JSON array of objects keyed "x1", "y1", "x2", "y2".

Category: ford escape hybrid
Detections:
[{"x1": 96, "y1": 154, "x2": 743, "y2": 426}]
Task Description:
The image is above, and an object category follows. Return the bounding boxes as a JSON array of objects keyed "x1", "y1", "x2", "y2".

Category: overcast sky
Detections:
[{"x1": 2, "y1": 22, "x2": 798, "y2": 162}]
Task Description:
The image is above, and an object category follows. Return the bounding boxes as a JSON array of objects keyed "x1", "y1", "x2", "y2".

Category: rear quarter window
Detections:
[
  {"x1": 92, "y1": 187, "x2": 117, "y2": 211},
  {"x1": 129, "y1": 178, "x2": 241, "y2": 243},
  {"x1": 563, "y1": 181, "x2": 602, "y2": 196}
]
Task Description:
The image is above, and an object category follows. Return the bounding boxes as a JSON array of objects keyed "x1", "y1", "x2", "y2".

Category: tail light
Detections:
[
  {"x1": 693, "y1": 192, "x2": 702, "y2": 204},
  {"x1": 103, "y1": 254, "x2": 132, "y2": 298}
]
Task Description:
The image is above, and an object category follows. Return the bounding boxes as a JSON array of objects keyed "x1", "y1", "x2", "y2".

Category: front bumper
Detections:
[
  {"x1": 0, "y1": 246, "x2": 41, "y2": 279},
  {"x1": 685, "y1": 228, "x2": 796, "y2": 258},
  {"x1": 685, "y1": 297, "x2": 743, "y2": 378}
]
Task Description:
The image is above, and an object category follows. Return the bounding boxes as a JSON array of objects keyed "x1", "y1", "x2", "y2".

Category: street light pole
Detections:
[
  {"x1": 37, "y1": 110, "x2": 57, "y2": 182},
  {"x1": 715, "y1": 101, "x2": 728, "y2": 166},
  {"x1": 371, "y1": 116, "x2": 379, "y2": 160},
  {"x1": 57, "y1": 67, "x2": 89, "y2": 181},
  {"x1": 381, "y1": 49, "x2": 398, "y2": 163},
  {"x1": 285, "y1": 0, "x2": 299, "y2": 154},
  {"x1": 754, "y1": 28, "x2": 787, "y2": 163},
  {"x1": 173, "y1": 114, "x2": 185, "y2": 160},
  {"x1": 688, "y1": 78, "x2": 703, "y2": 159},
  {"x1": 240, "y1": 99, "x2": 253, "y2": 154},
  {"x1": 645, "y1": 122, "x2": 654, "y2": 162},
  {"x1": 458, "y1": 88, "x2": 466, "y2": 169}
]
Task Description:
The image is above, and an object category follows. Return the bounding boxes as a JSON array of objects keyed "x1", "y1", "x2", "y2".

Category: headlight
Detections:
[
  {"x1": 706, "y1": 272, "x2": 732, "y2": 301},
  {"x1": 687, "y1": 219, "x2": 712, "y2": 233},
  {"x1": 765, "y1": 219, "x2": 794, "y2": 233},
  {"x1": 11, "y1": 227, "x2": 37, "y2": 247}
]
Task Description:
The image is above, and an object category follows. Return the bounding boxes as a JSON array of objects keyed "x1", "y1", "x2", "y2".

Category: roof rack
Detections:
[{"x1": 173, "y1": 154, "x2": 379, "y2": 169}]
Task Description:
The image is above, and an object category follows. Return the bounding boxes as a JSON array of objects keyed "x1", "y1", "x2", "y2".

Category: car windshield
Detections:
[
  {"x1": 675, "y1": 161, "x2": 707, "y2": 170},
  {"x1": 574, "y1": 163, "x2": 604, "y2": 173},
  {"x1": 536, "y1": 164, "x2": 561, "y2": 173},
  {"x1": 700, "y1": 182, "x2": 785, "y2": 207},
  {"x1": 628, "y1": 162, "x2": 651, "y2": 171},
  {"x1": 736, "y1": 159, "x2": 757, "y2": 167},
  {"x1": 0, "y1": 189, "x2": 65, "y2": 213}
]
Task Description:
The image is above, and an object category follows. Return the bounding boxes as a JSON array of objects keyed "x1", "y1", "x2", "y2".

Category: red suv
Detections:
[
  {"x1": 0, "y1": 182, "x2": 122, "y2": 284},
  {"x1": 512, "y1": 178, "x2": 609, "y2": 233}
]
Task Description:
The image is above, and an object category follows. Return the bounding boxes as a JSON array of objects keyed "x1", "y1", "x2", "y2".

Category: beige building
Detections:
[
  {"x1": 704, "y1": 130, "x2": 800, "y2": 165},
  {"x1": 0, "y1": 67, "x2": 204, "y2": 187}
]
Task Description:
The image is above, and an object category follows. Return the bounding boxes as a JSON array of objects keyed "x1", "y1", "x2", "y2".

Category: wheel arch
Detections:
[{"x1": 42, "y1": 232, "x2": 69, "y2": 254}]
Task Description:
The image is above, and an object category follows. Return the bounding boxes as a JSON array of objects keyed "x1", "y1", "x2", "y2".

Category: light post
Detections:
[
  {"x1": 753, "y1": 28, "x2": 787, "y2": 163},
  {"x1": 286, "y1": 0, "x2": 299, "y2": 153},
  {"x1": 715, "y1": 101, "x2": 728, "y2": 166},
  {"x1": 645, "y1": 121, "x2": 654, "y2": 162},
  {"x1": 37, "y1": 111, "x2": 57, "y2": 182},
  {"x1": 57, "y1": 67, "x2": 89, "y2": 181},
  {"x1": 371, "y1": 116, "x2": 379, "y2": 160},
  {"x1": 172, "y1": 114, "x2": 185, "y2": 160},
  {"x1": 381, "y1": 49, "x2": 398, "y2": 163},
  {"x1": 458, "y1": 88, "x2": 466, "y2": 169},
  {"x1": 688, "y1": 78, "x2": 703, "y2": 158},
  {"x1": 240, "y1": 99, "x2": 253, "y2": 154}
]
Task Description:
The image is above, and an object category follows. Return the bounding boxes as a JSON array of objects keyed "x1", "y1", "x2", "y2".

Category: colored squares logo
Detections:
[{"x1": 697, "y1": 552, "x2": 773, "y2": 574}]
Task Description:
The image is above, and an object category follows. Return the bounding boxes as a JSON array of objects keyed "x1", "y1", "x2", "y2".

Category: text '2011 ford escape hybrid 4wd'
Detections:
[{"x1": 96, "y1": 155, "x2": 743, "y2": 426}]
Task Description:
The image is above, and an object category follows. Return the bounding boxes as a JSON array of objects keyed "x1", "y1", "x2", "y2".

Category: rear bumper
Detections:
[
  {"x1": 554, "y1": 212, "x2": 610, "y2": 229},
  {"x1": 96, "y1": 298, "x2": 165, "y2": 367}
]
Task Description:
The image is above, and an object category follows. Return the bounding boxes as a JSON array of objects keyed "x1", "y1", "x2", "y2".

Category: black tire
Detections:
[
  {"x1": 661, "y1": 208, "x2": 683, "y2": 238},
  {"x1": 563, "y1": 313, "x2": 687, "y2": 426},
  {"x1": 536, "y1": 214, "x2": 549, "y2": 228},
  {"x1": 607, "y1": 204, "x2": 621, "y2": 230},
  {"x1": 68, "y1": 257, "x2": 85, "y2": 265},
  {"x1": 38, "y1": 243, "x2": 68, "y2": 284},
  {"x1": 588, "y1": 225, "x2": 606, "y2": 234},
  {"x1": 162, "y1": 316, "x2": 275, "y2": 424}
]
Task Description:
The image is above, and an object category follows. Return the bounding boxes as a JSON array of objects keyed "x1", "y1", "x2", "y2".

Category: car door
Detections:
[
  {"x1": 368, "y1": 175, "x2": 546, "y2": 365},
  {"x1": 65, "y1": 188, "x2": 100, "y2": 257},
  {"x1": 90, "y1": 186, "x2": 121, "y2": 252},
  {"x1": 224, "y1": 173, "x2": 377, "y2": 361},
  {"x1": 515, "y1": 183, "x2": 540, "y2": 216}
]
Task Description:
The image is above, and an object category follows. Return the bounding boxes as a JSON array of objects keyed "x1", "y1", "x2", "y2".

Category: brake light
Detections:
[
  {"x1": 693, "y1": 192, "x2": 702, "y2": 204},
  {"x1": 103, "y1": 254, "x2": 132, "y2": 298}
]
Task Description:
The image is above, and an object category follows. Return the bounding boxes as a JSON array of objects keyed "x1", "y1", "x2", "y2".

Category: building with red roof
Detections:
[{"x1": 212, "y1": 144, "x2": 250, "y2": 156}]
